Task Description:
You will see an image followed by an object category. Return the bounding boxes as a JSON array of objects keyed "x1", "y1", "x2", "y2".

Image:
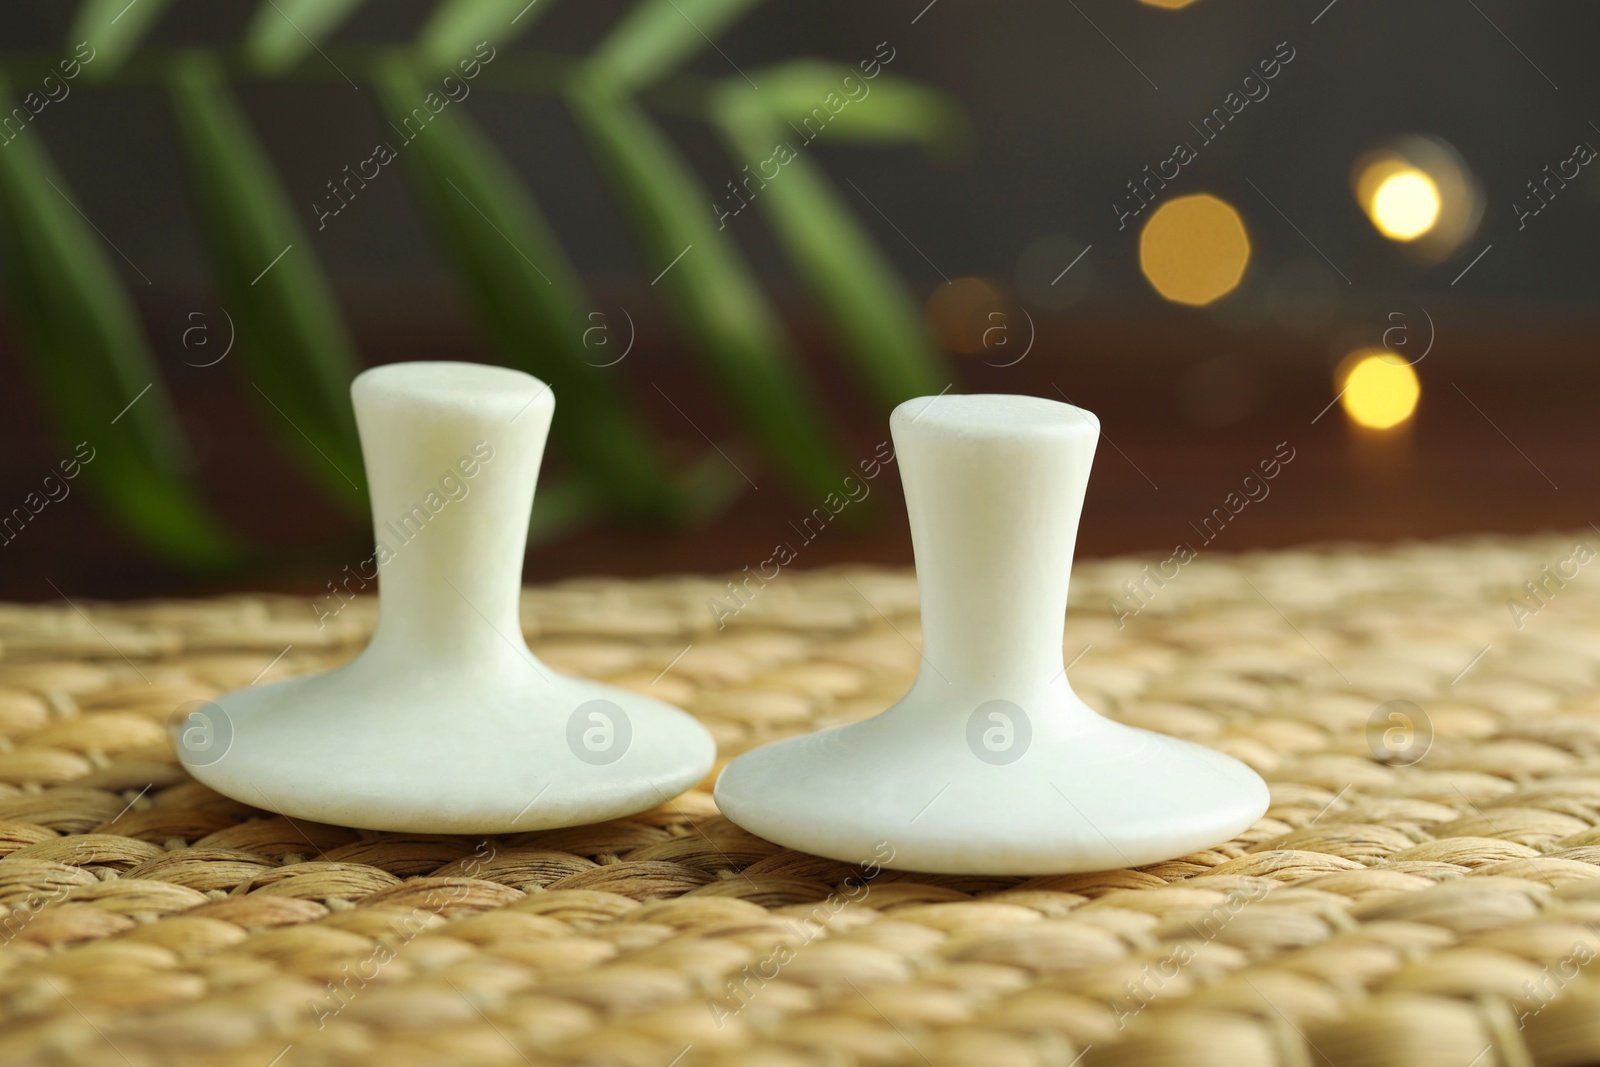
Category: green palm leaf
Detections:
[
  {"x1": 415, "y1": 0, "x2": 553, "y2": 74},
  {"x1": 587, "y1": 0, "x2": 763, "y2": 93},
  {"x1": 168, "y1": 52, "x2": 366, "y2": 512},
  {"x1": 243, "y1": 0, "x2": 369, "y2": 76},
  {"x1": 0, "y1": 75, "x2": 234, "y2": 565},
  {"x1": 710, "y1": 72, "x2": 953, "y2": 410},
  {"x1": 734, "y1": 60, "x2": 964, "y2": 146},
  {"x1": 3, "y1": 2, "x2": 965, "y2": 570},
  {"x1": 567, "y1": 77, "x2": 848, "y2": 498},
  {"x1": 374, "y1": 55, "x2": 689, "y2": 522},
  {"x1": 70, "y1": 0, "x2": 174, "y2": 81}
]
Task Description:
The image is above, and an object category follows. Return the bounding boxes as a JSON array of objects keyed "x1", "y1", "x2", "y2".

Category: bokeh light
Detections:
[
  {"x1": 1139, "y1": 0, "x2": 1200, "y2": 8},
  {"x1": 1338, "y1": 351, "x2": 1420, "y2": 429},
  {"x1": 924, "y1": 277, "x2": 1007, "y2": 354},
  {"x1": 1366, "y1": 168, "x2": 1441, "y2": 240},
  {"x1": 1139, "y1": 194, "x2": 1251, "y2": 307},
  {"x1": 1351, "y1": 137, "x2": 1481, "y2": 260}
]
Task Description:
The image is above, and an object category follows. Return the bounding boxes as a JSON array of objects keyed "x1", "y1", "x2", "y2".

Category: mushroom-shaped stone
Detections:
[
  {"x1": 715, "y1": 394, "x2": 1268, "y2": 874},
  {"x1": 175, "y1": 362, "x2": 715, "y2": 833}
]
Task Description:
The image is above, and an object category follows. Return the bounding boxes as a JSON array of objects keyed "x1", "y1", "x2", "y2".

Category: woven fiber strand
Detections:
[{"x1": 3, "y1": 537, "x2": 1600, "y2": 1067}]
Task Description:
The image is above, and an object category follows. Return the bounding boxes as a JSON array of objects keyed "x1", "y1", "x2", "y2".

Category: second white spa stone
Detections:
[
  {"x1": 174, "y1": 362, "x2": 715, "y2": 833},
  {"x1": 715, "y1": 393, "x2": 1270, "y2": 874}
]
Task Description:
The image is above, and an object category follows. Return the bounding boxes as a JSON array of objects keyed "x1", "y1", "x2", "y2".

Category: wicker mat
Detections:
[{"x1": 4, "y1": 536, "x2": 1600, "y2": 1067}]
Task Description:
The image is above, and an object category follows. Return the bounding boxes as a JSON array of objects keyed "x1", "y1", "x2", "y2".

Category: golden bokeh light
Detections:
[
  {"x1": 1338, "y1": 350, "x2": 1420, "y2": 430},
  {"x1": 1366, "y1": 168, "x2": 1441, "y2": 240},
  {"x1": 1139, "y1": 0, "x2": 1200, "y2": 8},
  {"x1": 1138, "y1": 194, "x2": 1251, "y2": 307},
  {"x1": 1351, "y1": 138, "x2": 1479, "y2": 258},
  {"x1": 924, "y1": 277, "x2": 1007, "y2": 354}
]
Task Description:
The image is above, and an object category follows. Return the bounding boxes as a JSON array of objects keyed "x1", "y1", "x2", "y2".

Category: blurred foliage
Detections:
[{"x1": 0, "y1": 0, "x2": 959, "y2": 567}]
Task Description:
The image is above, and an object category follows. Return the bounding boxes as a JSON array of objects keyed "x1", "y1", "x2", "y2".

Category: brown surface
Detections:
[
  {"x1": 2, "y1": 303, "x2": 1597, "y2": 601},
  {"x1": 2, "y1": 537, "x2": 1600, "y2": 1064}
]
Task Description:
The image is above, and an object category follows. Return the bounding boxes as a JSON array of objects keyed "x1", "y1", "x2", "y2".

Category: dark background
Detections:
[{"x1": 1, "y1": 0, "x2": 1597, "y2": 601}]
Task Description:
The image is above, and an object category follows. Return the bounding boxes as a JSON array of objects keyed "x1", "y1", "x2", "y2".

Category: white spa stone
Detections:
[
  {"x1": 175, "y1": 362, "x2": 715, "y2": 833},
  {"x1": 715, "y1": 393, "x2": 1269, "y2": 874}
]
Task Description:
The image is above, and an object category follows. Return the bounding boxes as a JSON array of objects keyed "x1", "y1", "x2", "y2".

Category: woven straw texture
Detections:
[{"x1": 3, "y1": 535, "x2": 1600, "y2": 1067}]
